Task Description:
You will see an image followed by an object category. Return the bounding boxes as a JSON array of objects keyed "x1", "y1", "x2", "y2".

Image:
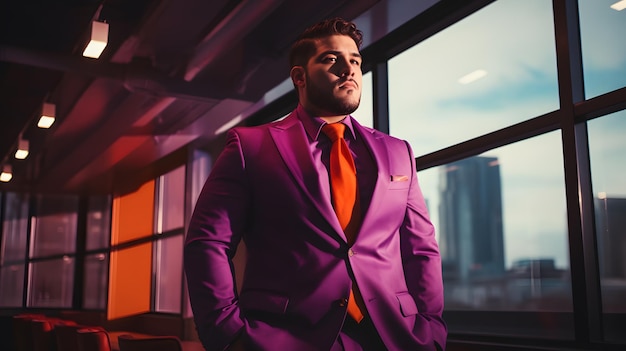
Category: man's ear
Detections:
[{"x1": 290, "y1": 66, "x2": 305, "y2": 88}]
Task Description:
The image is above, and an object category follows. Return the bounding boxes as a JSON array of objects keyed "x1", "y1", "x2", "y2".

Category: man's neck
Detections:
[{"x1": 320, "y1": 115, "x2": 347, "y2": 124}]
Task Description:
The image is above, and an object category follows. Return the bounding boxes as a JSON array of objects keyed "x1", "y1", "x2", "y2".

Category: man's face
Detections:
[{"x1": 301, "y1": 35, "x2": 362, "y2": 117}]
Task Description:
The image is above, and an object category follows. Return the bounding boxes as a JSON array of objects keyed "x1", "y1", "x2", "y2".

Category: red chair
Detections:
[
  {"x1": 55, "y1": 323, "x2": 92, "y2": 351},
  {"x1": 32, "y1": 318, "x2": 78, "y2": 351},
  {"x1": 76, "y1": 328, "x2": 112, "y2": 351},
  {"x1": 117, "y1": 334, "x2": 183, "y2": 351},
  {"x1": 12, "y1": 314, "x2": 46, "y2": 351}
]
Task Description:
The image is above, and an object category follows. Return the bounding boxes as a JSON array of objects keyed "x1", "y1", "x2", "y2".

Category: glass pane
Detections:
[
  {"x1": 83, "y1": 253, "x2": 109, "y2": 310},
  {"x1": 353, "y1": 71, "x2": 373, "y2": 128},
  {"x1": 579, "y1": 0, "x2": 626, "y2": 99},
  {"x1": 0, "y1": 264, "x2": 25, "y2": 307},
  {"x1": 154, "y1": 235, "x2": 183, "y2": 313},
  {"x1": 28, "y1": 257, "x2": 74, "y2": 307},
  {"x1": 86, "y1": 195, "x2": 112, "y2": 251},
  {"x1": 190, "y1": 150, "x2": 212, "y2": 212},
  {"x1": 389, "y1": 0, "x2": 559, "y2": 155},
  {"x1": 1, "y1": 192, "x2": 29, "y2": 262},
  {"x1": 184, "y1": 149, "x2": 212, "y2": 318},
  {"x1": 418, "y1": 132, "x2": 572, "y2": 314},
  {"x1": 157, "y1": 165, "x2": 185, "y2": 233},
  {"x1": 30, "y1": 195, "x2": 78, "y2": 257},
  {"x1": 587, "y1": 110, "x2": 626, "y2": 343}
]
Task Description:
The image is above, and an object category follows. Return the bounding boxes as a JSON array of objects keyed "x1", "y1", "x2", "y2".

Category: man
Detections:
[{"x1": 185, "y1": 18, "x2": 447, "y2": 351}]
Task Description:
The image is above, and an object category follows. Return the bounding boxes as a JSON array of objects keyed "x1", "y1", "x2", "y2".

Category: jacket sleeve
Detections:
[
  {"x1": 399, "y1": 140, "x2": 448, "y2": 350},
  {"x1": 184, "y1": 129, "x2": 249, "y2": 351}
]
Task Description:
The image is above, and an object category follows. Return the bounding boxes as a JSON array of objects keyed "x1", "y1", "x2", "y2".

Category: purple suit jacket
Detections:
[{"x1": 184, "y1": 111, "x2": 447, "y2": 351}]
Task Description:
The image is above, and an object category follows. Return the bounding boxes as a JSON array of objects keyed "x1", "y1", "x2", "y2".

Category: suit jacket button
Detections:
[{"x1": 338, "y1": 298, "x2": 348, "y2": 307}]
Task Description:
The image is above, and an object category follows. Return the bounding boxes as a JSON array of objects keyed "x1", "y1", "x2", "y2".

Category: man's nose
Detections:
[{"x1": 338, "y1": 58, "x2": 355, "y2": 77}]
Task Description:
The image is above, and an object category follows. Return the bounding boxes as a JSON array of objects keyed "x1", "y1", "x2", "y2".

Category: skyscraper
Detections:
[{"x1": 438, "y1": 156, "x2": 505, "y2": 282}]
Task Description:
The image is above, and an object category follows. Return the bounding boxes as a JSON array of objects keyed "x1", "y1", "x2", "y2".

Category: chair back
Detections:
[
  {"x1": 13, "y1": 314, "x2": 46, "y2": 351},
  {"x1": 55, "y1": 324, "x2": 90, "y2": 351},
  {"x1": 76, "y1": 328, "x2": 111, "y2": 351},
  {"x1": 31, "y1": 319, "x2": 55, "y2": 351},
  {"x1": 32, "y1": 318, "x2": 77, "y2": 351},
  {"x1": 118, "y1": 334, "x2": 183, "y2": 351}
]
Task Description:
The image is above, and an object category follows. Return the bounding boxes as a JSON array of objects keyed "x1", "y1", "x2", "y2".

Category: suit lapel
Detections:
[
  {"x1": 269, "y1": 112, "x2": 345, "y2": 241},
  {"x1": 352, "y1": 120, "x2": 392, "y2": 237}
]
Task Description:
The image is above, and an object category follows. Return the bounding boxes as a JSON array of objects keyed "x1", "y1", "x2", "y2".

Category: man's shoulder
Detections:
[
  {"x1": 227, "y1": 114, "x2": 298, "y2": 144},
  {"x1": 232, "y1": 112, "x2": 297, "y2": 134},
  {"x1": 356, "y1": 123, "x2": 406, "y2": 144}
]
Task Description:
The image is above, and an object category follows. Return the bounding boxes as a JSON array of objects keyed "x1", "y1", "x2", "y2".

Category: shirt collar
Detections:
[{"x1": 295, "y1": 104, "x2": 357, "y2": 141}]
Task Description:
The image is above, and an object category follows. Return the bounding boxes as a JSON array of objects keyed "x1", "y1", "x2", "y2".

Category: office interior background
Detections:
[{"x1": 0, "y1": 0, "x2": 625, "y2": 350}]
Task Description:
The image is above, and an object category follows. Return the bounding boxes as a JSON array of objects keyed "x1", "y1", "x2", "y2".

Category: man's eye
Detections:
[
  {"x1": 351, "y1": 60, "x2": 361, "y2": 65},
  {"x1": 324, "y1": 57, "x2": 337, "y2": 63}
]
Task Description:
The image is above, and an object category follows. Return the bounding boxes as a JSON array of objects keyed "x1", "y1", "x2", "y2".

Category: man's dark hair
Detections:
[{"x1": 289, "y1": 18, "x2": 363, "y2": 68}]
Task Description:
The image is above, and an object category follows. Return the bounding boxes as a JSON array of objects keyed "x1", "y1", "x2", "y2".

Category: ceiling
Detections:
[{"x1": 0, "y1": 0, "x2": 380, "y2": 195}]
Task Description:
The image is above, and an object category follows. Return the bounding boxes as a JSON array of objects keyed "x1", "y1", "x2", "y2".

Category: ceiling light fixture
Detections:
[
  {"x1": 82, "y1": 20, "x2": 109, "y2": 59},
  {"x1": 0, "y1": 165, "x2": 12, "y2": 182},
  {"x1": 458, "y1": 69, "x2": 488, "y2": 85},
  {"x1": 15, "y1": 137, "x2": 29, "y2": 160},
  {"x1": 610, "y1": 0, "x2": 626, "y2": 11},
  {"x1": 38, "y1": 102, "x2": 56, "y2": 129}
]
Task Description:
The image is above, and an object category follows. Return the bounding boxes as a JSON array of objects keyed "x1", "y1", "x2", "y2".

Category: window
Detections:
[
  {"x1": 0, "y1": 194, "x2": 28, "y2": 306},
  {"x1": 154, "y1": 165, "x2": 186, "y2": 313},
  {"x1": 353, "y1": 71, "x2": 373, "y2": 128},
  {"x1": 587, "y1": 110, "x2": 626, "y2": 343},
  {"x1": 389, "y1": 0, "x2": 558, "y2": 156},
  {"x1": 28, "y1": 257, "x2": 74, "y2": 307},
  {"x1": 417, "y1": 132, "x2": 573, "y2": 338},
  {"x1": 29, "y1": 195, "x2": 78, "y2": 258},
  {"x1": 83, "y1": 253, "x2": 108, "y2": 310},
  {"x1": 86, "y1": 195, "x2": 112, "y2": 251},
  {"x1": 27, "y1": 195, "x2": 78, "y2": 308},
  {"x1": 420, "y1": 132, "x2": 571, "y2": 311},
  {"x1": 579, "y1": 0, "x2": 626, "y2": 99},
  {"x1": 83, "y1": 195, "x2": 112, "y2": 310}
]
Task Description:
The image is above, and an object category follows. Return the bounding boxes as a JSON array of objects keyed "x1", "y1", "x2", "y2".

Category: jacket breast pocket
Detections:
[{"x1": 388, "y1": 180, "x2": 410, "y2": 190}]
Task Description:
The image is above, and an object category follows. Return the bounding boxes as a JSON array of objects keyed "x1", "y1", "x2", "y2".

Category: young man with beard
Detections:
[{"x1": 184, "y1": 17, "x2": 447, "y2": 351}]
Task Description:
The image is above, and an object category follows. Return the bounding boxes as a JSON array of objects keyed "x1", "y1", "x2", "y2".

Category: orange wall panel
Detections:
[{"x1": 108, "y1": 180, "x2": 155, "y2": 320}]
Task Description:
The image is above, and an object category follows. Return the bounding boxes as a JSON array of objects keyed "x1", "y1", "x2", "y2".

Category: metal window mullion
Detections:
[
  {"x1": 552, "y1": 0, "x2": 603, "y2": 343},
  {"x1": 372, "y1": 61, "x2": 390, "y2": 134}
]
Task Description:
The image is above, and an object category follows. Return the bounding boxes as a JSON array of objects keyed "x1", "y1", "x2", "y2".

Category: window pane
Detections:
[
  {"x1": 154, "y1": 235, "x2": 183, "y2": 313},
  {"x1": 389, "y1": 0, "x2": 558, "y2": 155},
  {"x1": 587, "y1": 110, "x2": 626, "y2": 343},
  {"x1": 190, "y1": 150, "x2": 212, "y2": 212},
  {"x1": 353, "y1": 71, "x2": 373, "y2": 128},
  {"x1": 579, "y1": 0, "x2": 626, "y2": 99},
  {"x1": 419, "y1": 132, "x2": 571, "y2": 316},
  {"x1": 28, "y1": 258, "x2": 74, "y2": 307},
  {"x1": 0, "y1": 264, "x2": 25, "y2": 307},
  {"x1": 30, "y1": 195, "x2": 78, "y2": 258},
  {"x1": 184, "y1": 149, "x2": 212, "y2": 318},
  {"x1": 1, "y1": 192, "x2": 29, "y2": 262},
  {"x1": 83, "y1": 253, "x2": 109, "y2": 310},
  {"x1": 86, "y1": 195, "x2": 112, "y2": 251},
  {"x1": 157, "y1": 165, "x2": 185, "y2": 233}
]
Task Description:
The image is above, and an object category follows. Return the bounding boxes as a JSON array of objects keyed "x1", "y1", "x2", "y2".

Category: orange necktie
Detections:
[{"x1": 322, "y1": 122, "x2": 364, "y2": 323}]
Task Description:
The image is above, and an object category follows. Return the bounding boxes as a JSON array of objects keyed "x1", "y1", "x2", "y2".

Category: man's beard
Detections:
[{"x1": 306, "y1": 78, "x2": 360, "y2": 116}]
